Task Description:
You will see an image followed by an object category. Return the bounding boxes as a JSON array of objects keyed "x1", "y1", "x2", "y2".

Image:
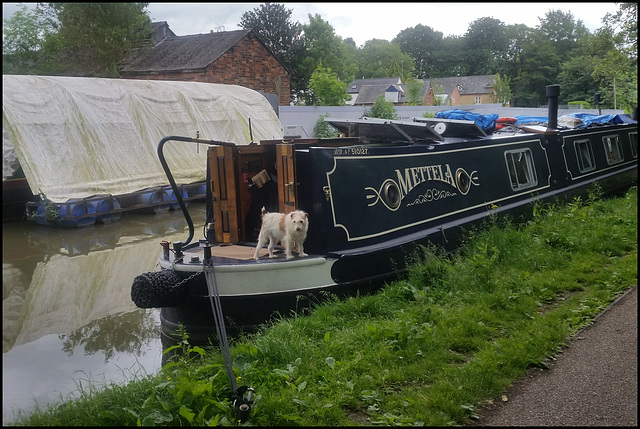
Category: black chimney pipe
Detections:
[
  {"x1": 594, "y1": 93, "x2": 602, "y2": 115},
  {"x1": 546, "y1": 85, "x2": 560, "y2": 130}
]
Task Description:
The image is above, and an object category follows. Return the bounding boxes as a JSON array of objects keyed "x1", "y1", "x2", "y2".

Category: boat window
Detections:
[
  {"x1": 630, "y1": 132, "x2": 638, "y2": 159},
  {"x1": 574, "y1": 139, "x2": 596, "y2": 173},
  {"x1": 505, "y1": 149, "x2": 537, "y2": 191},
  {"x1": 603, "y1": 135, "x2": 624, "y2": 165}
]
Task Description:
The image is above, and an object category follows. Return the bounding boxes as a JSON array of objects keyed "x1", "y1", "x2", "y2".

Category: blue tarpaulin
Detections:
[
  {"x1": 563, "y1": 113, "x2": 624, "y2": 126},
  {"x1": 513, "y1": 115, "x2": 548, "y2": 124},
  {"x1": 514, "y1": 113, "x2": 625, "y2": 127},
  {"x1": 435, "y1": 109, "x2": 499, "y2": 132}
]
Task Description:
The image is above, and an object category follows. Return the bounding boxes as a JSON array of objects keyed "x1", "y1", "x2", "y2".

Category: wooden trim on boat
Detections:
[{"x1": 276, "y1": 143, "x2": 297, "y2": 213}]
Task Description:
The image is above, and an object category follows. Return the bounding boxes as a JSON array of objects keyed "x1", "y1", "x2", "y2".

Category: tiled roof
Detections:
[
  {"x1": 354, "y1": 85, "x2": 390, "y2": 104},
  {"x1": 348, "y1": 76, "x2": 493, "y2": 105},
  {"x1": 427, "y1": 75, "x2": 495, "y2": 95},
  {"x1": 353, "y1": 83, "x2": 409, "y2": 105},
  {"x1": 348, "y1": 77, "x2": 401, "y2": 94},
  {"x1": 120, "y1": 29, "x2": 252, "y2": 73}
]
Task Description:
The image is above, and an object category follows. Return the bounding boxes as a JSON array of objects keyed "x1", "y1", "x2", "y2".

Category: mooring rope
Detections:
[{"x1": 203, "y1": 259, "x2": 236, "y2": 391}]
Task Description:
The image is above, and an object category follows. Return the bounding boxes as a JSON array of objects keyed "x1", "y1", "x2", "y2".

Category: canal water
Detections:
[{"x1": 2, "y1": 203, "x2": 207, "y2": 424}]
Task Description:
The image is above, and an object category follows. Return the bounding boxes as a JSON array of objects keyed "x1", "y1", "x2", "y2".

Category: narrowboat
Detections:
[{"x1": 131, "y1": 85, "x2": 637, "y2": 344}]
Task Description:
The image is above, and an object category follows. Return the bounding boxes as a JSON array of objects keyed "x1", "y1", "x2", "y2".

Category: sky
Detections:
[{"x1": 3, "y1": 3, "x2": 619, "y2": 47}]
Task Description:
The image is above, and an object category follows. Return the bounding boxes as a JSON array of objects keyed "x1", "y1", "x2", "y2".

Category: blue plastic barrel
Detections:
[
  {"x1": 94, "y1": 197, "x2": 122, "y2": 224},
  {"x1": 34, "y1": 199, "x2": 96, "y2": 227},
  {"x1": 136, "y1": 189, "x2": 170, "y2": 214},
  {"x1": 164, "y1": 186, "x2": 189, "y2": 210},
  {"x1": 62, "y1": 199, "x2": 96, "y2": 227},
  {"x1": 193, "y1": 183, "x2": 207, "y2": 198}
]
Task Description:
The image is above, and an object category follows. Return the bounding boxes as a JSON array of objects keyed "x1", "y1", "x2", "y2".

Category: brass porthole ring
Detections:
[{"x1": 383, "y1": 180, "x2": 402, "y2": 210}]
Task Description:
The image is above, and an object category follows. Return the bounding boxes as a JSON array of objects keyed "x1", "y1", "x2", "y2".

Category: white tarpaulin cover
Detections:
[{"x1": 2, "y1": 75, "x2": 283, "y2": 202}]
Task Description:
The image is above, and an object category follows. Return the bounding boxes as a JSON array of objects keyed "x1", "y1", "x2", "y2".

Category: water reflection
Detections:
[
  {"x1": 2, "y1": 204, "x2": 205, "y2": 424},
  {"x1": 59, "y1": 310, "x2": 160, "y2": 363}
]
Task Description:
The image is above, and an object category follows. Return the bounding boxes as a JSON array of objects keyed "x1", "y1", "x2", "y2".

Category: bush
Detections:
[
  {"x1": 569, "y1": 101, "x2": 593, "y2": 109},
  {"x1": 363, "y1": 95, "x2": 398, "y2": 119},
  {"x1": 313, "y1": 113, "x2": 339, "y2": 138}
]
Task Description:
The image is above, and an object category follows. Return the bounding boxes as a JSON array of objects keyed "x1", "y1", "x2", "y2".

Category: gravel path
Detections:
[{"x1": 472, "y1": 285, "x2": 637, "y2": 426}]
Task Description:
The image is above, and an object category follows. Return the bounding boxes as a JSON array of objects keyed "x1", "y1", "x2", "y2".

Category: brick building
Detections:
[
  {"x1": 423, "y1": 75, "x2": 498, "y2": 106},
  {"x1": 346, "y1": 75, "x2": 500, "y2": 107},
  {"x1": 119, "y1": 23, "x2": 291, "y2": 106}
]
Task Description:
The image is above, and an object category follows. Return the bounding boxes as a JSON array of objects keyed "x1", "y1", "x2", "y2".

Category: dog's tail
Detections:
[{"x1": 260, "y1": 206, "x2": 267, "y2": 217}]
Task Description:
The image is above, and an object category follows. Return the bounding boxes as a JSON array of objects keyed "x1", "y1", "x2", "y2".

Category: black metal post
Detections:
[{"x1": 546, "y1": 85, "x2": 560, "y2": 130}]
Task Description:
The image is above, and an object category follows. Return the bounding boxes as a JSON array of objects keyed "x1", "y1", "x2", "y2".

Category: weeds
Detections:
[{"x1": 11, "y1": 186, "x2": 637, "y2": 426}]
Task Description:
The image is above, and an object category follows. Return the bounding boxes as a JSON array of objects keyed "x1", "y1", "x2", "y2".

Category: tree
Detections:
[
  {"x1": 239, "y1": 3, "x2": 306, "y2": 101},
  {"x1": 510, "y1": 33, "x2": 561, "y2": 107},
  {"x1": 464, "y1": 17, "x2": 510, "y2": 75},
  {"x1": 393, "y1": 24, "x2": 443, "y2": 79},
  {"x1": 404, "y1": 79, "x2": 425, "y2": 105},
  {"x1": 239, "y1": 2, "x2": 302, "y2": 64},
  {"x1": 428, "y1": 79, "x2": 445, "y2": 106},
  {"x1": 364, "y1": 95, "x2": 398, "y2": 119},
  {"x1": 557, "y1": 54, "x2": 599, "y2": 104},
  {"x1": 537, "y1": 9, "x2": 589, "y2": 58},
  {"x1": 489, "y1": 74, "x2": 512, "y2": 106},
  {"x1": 2, "y1": 4, "x2": 53, "y2": 73},
  {"x1": 431, "y1": 35, "x2": 468, "y2": 77},
  {"x1": 297, "y1": 13, "x2": 357, "y2": 104},
  {"x1": 36, "y1": 3, "x2": 152, "y2": 77},
  {"x1": 501, "y1": 23, "x2": 536, "y2": 84},
  {"x1": 600, "y1": 2, "x2": 637, "y2": 111},
  {"x1": 603, "y1": 2, "x2": 637, "y2": 58},
  {"x1": 356, "y1": 39, "x2": 414, "y2": 79},
  {"x1": 590, "y1": 30, "x2": 637, "y2": 111},
  {"x1": 308, "y1": 64, "x2": 351, "y2": 106},
  {"x1": 556, "y1": 32, "x2": 600, "y2": 105},
  {"x1": 313, "y1": 113, "x2": 339, "y2": 138}
]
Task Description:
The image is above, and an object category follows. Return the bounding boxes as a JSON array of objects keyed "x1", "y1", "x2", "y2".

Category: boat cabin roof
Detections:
[
  {"x1": 325, "y1": 113, "x2": 633, "y2": 146},
  {"x1": 325, "y1": 117, "x2": 487, "y2": 144}
]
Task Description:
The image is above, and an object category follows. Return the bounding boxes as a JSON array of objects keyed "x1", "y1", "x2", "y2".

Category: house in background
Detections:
[
  {"x1": 119, "y1": 23, "x2": 291, "y2": 106},
  {"x1": 423, "y1": 74, "x2": 499, "y2": 106},
  {"x1": 347, "y1": 77, "x2": 405, "y2": 106},
  {"x1": 347, "y1": 74, "x2": 500, "y2": 107}
]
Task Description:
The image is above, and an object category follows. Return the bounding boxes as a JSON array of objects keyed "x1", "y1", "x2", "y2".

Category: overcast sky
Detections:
[{"x1": 3, "y1": 3, "x2": 619, "y2": 47}]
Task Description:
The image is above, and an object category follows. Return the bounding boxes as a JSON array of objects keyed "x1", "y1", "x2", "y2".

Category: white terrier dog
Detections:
[{"x1": 253, "y1": 207, "x2": 309, "y2": 260}]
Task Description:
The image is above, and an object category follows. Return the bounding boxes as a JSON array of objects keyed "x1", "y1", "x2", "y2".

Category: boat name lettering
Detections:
[
  {"x1": 334, "y1": 147, "x2": 369, "y2": 156},
  {"x1": 396, "y1": 164, "x2": 455, "y2": 195},
  {"x1": 365, "y1": 164, "x2": 479, "y2": 211}
]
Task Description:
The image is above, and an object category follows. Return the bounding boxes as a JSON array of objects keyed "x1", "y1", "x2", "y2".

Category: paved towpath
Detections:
[{"x1": 472, "y1": 285, "x2": 637, "y2": 426}]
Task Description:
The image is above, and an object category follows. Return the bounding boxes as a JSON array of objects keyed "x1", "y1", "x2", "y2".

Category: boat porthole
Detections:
[
  {"x1": 456, "y1": 168, "x2": 471, "y2": 195},
  {"x1": 383, "y1": 180, "x2": 402, "y2": 210}
]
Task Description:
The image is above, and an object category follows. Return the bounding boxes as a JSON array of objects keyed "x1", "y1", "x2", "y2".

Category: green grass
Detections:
[{"x1": 13, "y1": 186, "x2": 637, "y2": 426}]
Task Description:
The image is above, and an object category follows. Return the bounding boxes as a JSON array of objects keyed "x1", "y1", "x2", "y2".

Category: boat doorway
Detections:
[{"x1": 207, "y1": 142, "x2": 298, "y2": 244}]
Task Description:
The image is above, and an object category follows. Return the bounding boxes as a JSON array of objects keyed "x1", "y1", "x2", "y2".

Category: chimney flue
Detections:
[{"x1": 546, "y1": 85, "x2": 560, "y2": 130}]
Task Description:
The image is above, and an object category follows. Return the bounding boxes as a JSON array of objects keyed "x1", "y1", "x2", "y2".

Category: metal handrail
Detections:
[{"x1": 157, "y1": 135, "x2": 236, "y2": 247}]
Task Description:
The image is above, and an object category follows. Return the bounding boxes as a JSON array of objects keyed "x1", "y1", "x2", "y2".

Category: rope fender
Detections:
[{"x1": 131, "y1": 270, "x2": 189, "y2": 308}]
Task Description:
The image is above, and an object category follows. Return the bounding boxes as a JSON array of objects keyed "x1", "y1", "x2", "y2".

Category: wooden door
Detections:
[
  {"x1": 276, "y1": 144, "x2": 296, "y2": 213},
  {"x1": 208, "y1": 145, "x2": 240, "y2": 243}
]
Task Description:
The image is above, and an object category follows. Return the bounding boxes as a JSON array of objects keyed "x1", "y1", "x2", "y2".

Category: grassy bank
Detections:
[{"x1": 14, "y1": 186, "x2": 637, "y2": 426}]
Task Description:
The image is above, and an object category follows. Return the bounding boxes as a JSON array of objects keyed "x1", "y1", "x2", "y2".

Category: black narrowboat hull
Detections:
[{"x1": 132, "y1": 89, "x2": 637, "y2": 345}]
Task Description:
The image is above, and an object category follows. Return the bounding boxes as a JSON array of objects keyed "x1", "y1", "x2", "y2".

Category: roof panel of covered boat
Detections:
[{"x1": 2, "y1": 75, "x2": 284, "y2": 202}]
